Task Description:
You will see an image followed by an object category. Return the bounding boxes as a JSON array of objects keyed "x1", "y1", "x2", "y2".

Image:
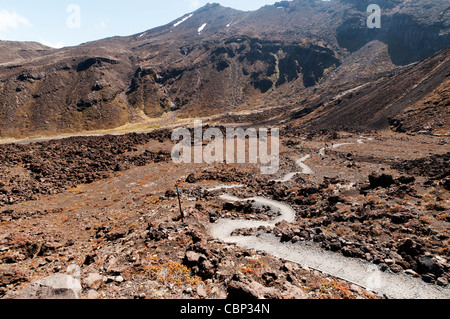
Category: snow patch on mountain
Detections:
[
  {"x1": 198, "y1": 23, "x2": 207, "y2": 34},
  {"x1": 173, "y1": 14, "x2": 193, "y2": 28}
]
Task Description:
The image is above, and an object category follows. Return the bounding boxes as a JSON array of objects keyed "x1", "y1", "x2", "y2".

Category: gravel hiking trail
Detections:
[{"x1": 209, "y1": 139, "x2": 450, "y2": 299}]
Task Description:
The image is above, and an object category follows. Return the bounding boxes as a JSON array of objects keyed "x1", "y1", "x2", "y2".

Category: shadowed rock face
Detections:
[
  {"x1": 337, "y1": 12, "x2": 449, "y2": 66},
  {"x1": 291, "y1": 46, "x2": 450, "y2": 132},
  {"x1": 0, "y1": 0, "x2": 448, "y2": 138}
]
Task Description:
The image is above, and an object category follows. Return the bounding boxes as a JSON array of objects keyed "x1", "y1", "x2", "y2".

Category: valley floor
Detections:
[{"x1": 0, "y1": 128, "x2": 449, "y2": 299}]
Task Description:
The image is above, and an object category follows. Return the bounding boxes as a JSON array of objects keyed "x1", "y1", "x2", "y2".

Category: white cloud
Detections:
[
  {"x1": 0, "y1": 9, "x2": 31, "y2": 33},
  {"x1": 190, "y1": 0, "x2": 201, "y2": 10},
  {"x1": 39, "y1": 40, "x2": 65, "y2": 49}
]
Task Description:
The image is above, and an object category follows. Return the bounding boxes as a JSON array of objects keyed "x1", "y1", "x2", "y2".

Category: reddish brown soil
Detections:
[{"x1": 1, "y1": 128, "x2": 448, "y2": 299}]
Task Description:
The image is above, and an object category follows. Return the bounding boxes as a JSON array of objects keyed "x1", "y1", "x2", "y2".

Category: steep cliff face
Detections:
[
  {"x1": 336, "y1": 2, "x2": 450, "y2": 65},
  {"x1": 293, "y1": 47, "x2": 450, "y2": 132},
  {"x1": 154, "y1": 37, "x2": 340, "y2": 117},
  {"x1": 0, "y1": 55, "x2": 133, "y2": 137},
  {"x1": 390, "y1": 78, "x2": 450, "y2": 134},
  {"x1": 126, "y1": 67, "x2": 171, "y2": 117}
]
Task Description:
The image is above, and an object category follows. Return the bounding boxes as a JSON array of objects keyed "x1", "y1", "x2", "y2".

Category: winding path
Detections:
[
  {"x1": 208, "y1": 138, "x2": 450, "y2": 299},
  {"x1": 270, "y1": 155, "x2": 313, "y2": 183},
  {"x1": 210, "y1": 195, "x2": 296, "y2": 243}
]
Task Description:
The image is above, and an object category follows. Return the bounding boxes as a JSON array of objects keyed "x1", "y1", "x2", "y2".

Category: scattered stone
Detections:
[
  {"x1": 165, "y1": 189, "x2": 176, "y2": 198},
  {"x1": 282, "y1": 282, "x2": 308, "y2": 299},
  {"x1": 184, "y1": 251, "x2": 204, "y2": 266},
  {"x1": 83, "y1": 273, "x2": 104, "y2": 290},
  {"x1": 369, "y1": 173, "x2": 395, "y2": 189},
  {"x1": 390, "y1": 212, "x2": 415, "y2": 224},
  {"x1": 83, "y1": 254, "x2": 97, "y2": 266},
  {"x1": 196, "y1": 282, "x2": 207, "y2": 298},
  {"x1": 147, "y1": 224, "x2": 169, "y2": 242},
  {"x1": 329, "y1": 240, "x2": 342, "y2": 252},
  {"x1": 389, "y1": 264, "x2": 404, "y2": 273},
  {"x1": 281, "y1": 263, "x2": 293, "y2": 272},
  {"x1": 5, "y1": 233, "x2": 39, "y2": 258},
  {"x1": 227, "y1": 277, "x2": 278, "y2": 299},
  {"x1": 227, "y1": 279, "x2": 261, "y2": 299},
  {"x1": 384, "y1": 259, "x2": 395, "y2": 265},
  {"x1": 436, "y1": 277, "x2": 448, "y2": 287},
  {"x1": 421, "y1": 274, "x2": 436, "y2": 284},
  {"x1": 280, "y1": 229, "x2": 294, "y2": 243},
  {"x1": 397, "y1": 239, "x2": 424, "y2": 257},
  {"x1": 261, "y1": 272, "x2": 278, "y2": 286},
  {"x1": 0, "y1": 265, "x2": 29, "y2": 287},
  {"x1": 105, "y1": 230, "x2": 126, "y2": 242},
  {"x1": 397, "y1": 176, "x2": 416, "y2": 185},
  {"x1": 442, "y1": 177, "x2": 450, "y2": 191},
  {"x1": 186, "y1": 174, "x2": 197, "y2": 183},
  {"x1": 404, "y1": 269, "x2": 420, "y2": 277},
  {"x1": 341, "y1": 246, "x2": 363, "y2": 258},
  {"x1": 291, "y1": 236, "x2": 301, "y2": 243},
  {"x1": 114, "y1": 276, "x2": 124, "y2": 283}
]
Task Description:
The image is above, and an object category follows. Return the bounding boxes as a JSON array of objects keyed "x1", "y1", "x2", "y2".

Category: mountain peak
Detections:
[
  {"x1": 0, "y1": 0, "x2": 448, "y2": 138},
  {"x1": 193, "y1": 2, "x2": 242, "y2": 13}
]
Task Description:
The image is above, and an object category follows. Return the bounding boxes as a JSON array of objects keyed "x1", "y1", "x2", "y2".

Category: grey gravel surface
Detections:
[{"x1": 210, "y1": 195, "x2": 450, "y2": 299}]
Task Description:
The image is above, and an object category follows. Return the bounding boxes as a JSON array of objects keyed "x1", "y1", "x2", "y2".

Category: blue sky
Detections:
[{"x1": 0, "y1": 0, "x2": 280, "y2": 48}]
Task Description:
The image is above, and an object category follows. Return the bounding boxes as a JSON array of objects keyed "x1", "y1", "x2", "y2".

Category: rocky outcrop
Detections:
[
  {"x1": 126, "y1": 67, "x2": 171, "y2": 117},
  {"x1": 226, "y1": 273, "x2": 308, "y2": 300},
  {"x1": 392, "y1": 152, "x2": 450, "y2": 180},
  {"x1": 0, "y1": 131, "x2": 170, "y2": 207},
  {"x1": 4, "y1": 265, "x2": 82, "y2": 299}
]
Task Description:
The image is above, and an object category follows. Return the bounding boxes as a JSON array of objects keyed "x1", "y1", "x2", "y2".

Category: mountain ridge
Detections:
[{"x1": 0, "y1": 0, "x2": 449, "y2": 138}]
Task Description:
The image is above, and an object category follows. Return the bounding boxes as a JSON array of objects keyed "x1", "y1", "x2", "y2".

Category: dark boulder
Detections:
[
  {"x1": 397, "y1": 175, "x2": 416, "y2": 185},
  {"x1": 397, "y1": 238, "x2": 424, "y2": 258},
  {"x1": 147, "y1": 224, "x2": 169, "y2": 242},
  {"x1": 416, "y1": 256, "x2": 444, "y2": 276},
  {"x1": 165, "y1": 189, "x2": 176, "y2": 198},
  {"x1": 442, "y1": 177, "x2": 450, "y2": 191},
  {"x1": 369, "y1": 173, "x2": 395, "y2": 188},
  {"x1": 390, "y1": 212, "x2": 414, "y2": 224},
  {"x1": 186, "y1": 173, "x2": 197, "y2": 183},
  {"x1": 261, "y1": 272, "x2": 278, "y2": 286},
  {"x1": 280, "y1": 229, "x2": 295, "y2": 243},
  {"x1": 341, "y1": 246, "x2": 364, "y2": 258}
]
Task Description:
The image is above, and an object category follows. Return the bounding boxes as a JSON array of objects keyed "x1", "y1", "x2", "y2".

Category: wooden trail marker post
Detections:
[{"x1": 177, "y1": 187, "x2": 184, "y2": 220}]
